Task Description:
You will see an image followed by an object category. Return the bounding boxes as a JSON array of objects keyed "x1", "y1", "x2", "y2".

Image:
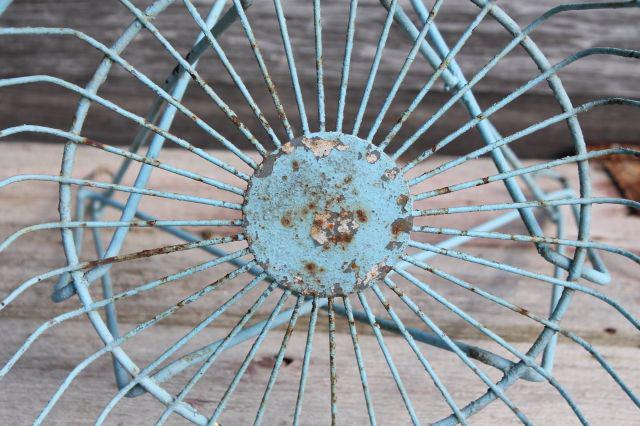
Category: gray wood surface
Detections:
[
  {"x1": 1, "y1": 1, "x2": 639, "y2": 158},
  {"x1": 1, "y1": 143, "x2": 638, "y2": 424}
]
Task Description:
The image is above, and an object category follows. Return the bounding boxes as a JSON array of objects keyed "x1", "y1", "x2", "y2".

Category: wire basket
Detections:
[{"x1": 1, "y1": 0, "x2": 639, "y2": 424}]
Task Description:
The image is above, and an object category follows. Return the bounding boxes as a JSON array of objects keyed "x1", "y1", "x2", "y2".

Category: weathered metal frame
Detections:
[{"x1": 1, "y1": 0, "x2": 639, "y2": 424}]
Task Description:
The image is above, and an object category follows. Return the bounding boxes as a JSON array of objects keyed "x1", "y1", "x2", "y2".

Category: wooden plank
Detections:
[
  {"x1": 1, "y1": 1, "x2": 639, "y2": 155},
  {"x1": 1, "y1": 143, "x2": 639, "y2": 423},
  {"x1": 590, "y1": 144, "x2": 640, "y2": 215}
]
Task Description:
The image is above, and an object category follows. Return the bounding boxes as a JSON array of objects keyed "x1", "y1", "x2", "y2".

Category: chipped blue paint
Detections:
[{"x1": 244, "y1": 132, "x2": 412, "y2": 297}]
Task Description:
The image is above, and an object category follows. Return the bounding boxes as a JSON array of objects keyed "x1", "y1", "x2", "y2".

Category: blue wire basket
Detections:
[{"x1": 1, "y1": 0, "x2": 639, "y2": 424}]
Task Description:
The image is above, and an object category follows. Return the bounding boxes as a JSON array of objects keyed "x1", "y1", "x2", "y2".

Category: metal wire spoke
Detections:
[
  {"x1": 327, "y1": 297, "x2": 338, "y2": 425},
  {"x1": 390, "y1": 269, "x2": 587, "y2": 422},
  {"x1": 414, "y1": 147, "x2": 640, "y2": 200},
  {"x1": 313, "y1": 0, "x2": 325, "y2": 132},
  {"x1": 119, "y1": 0, "x2": 268, "y2": 158},
  {"x1": 254, "y1": 295, "x2": 305, "y2": 425},
  {"x1": 366, "y1": 0, "x2": 445, "y2": 143},
  {"x1": 182, "y1": 0, "x2": 282, "y2": 149},
  {"x1": 412, "y1": 225, "x2": 639, "y2": 264},
  {"x1": 0, "y1": 218, "x2": 242, "y2": 254},
  {"x1": 357, "y1": 292, "x2": 420, "y2": 425},
  {"x1": 342, "y1": 297, "x2": 376, "y2": 425},
  {"x1": 383, "y1": 277, "x2": 532, "y2": 425},
  {"x1": 406, "y1": 258, "x2": 640, "y2": 408},
  {"x1": 369, "y1": 284, "x2": 467, "y2": 424},
  {"x1": 0, "y1": 235, "x2": 244, "y2": 310},
  {"x1": 401, "y1": 249, "x2": 640, "y2": 330},
  {"x1": 0, "y1": 174, "x2": 241, "y2": 209},
  {"x1": 352, "y1": 0, "x2": 398, "y2": 135},
  {"x1": 0, "y1": 248, "x2": 251, "y2": 378},
  {"x1": 293, "y1": 296, "x2": 319, "y2": 426},
  {"x1": 272, "y1": 0, "x2": 309, "y2": 136},
  {"x1": 412, "y1": 197, "x2": 640, "y2": 217},
  {"x1": 408, "y1": 98, "x2": 640, "y2": 186},
  {"x1": 95, "y1": 269, "x2": 268, "y2": 425},
  {"x1": 335, "y1": 0, "x2": 358, "y2": 133}
]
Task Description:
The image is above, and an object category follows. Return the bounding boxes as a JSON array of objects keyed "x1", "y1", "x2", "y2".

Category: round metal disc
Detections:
[{"x1": 243, "y1": 132, "x2": 413, "y2": 297}]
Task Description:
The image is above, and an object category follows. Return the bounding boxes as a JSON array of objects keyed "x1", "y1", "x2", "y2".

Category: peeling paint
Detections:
[{"x1": 243, "y1": 132, "x2": 412, "y2": 297}]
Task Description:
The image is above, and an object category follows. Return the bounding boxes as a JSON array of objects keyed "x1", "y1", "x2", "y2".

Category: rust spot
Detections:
[
  {"x1": 391, "y1": 217, "x2": 412, "y2": 236},
  {"x1": 83, "y1": 138, "x2": 105, "y2": 150},
  {"x1": 396, "y1": 194, "x2": 409, "y2": 207},
  {"x1": 280, "y1": 211, "x2": 293, "y2": 228},
  {"x1": 604, "y1": 327, "x2": 617, "y2": 334},
  {"x1": 310, "y1": 209, "x2": 360, "y2": 246},
  {"x1": 305, "y1": 262, "x2": 318, "y2": 273},
  {"x1": 382, "y1": 167, "x2": 399, "y2": 181},
  {"x1": 515, "y1": 306, "x2": 530, "y2": 316},
  {"x1": 356, "y1": 209, "x2": 367, "y2": 222},
  {"x1": 200, "y1": 230, "x2": 215, "y2": 239},
  {"x1": 332, "y1": 233, "x2": 353, "y2": 244},
  {"x1": 292, "y1": 160, "x2": 300, "y2": 171}
]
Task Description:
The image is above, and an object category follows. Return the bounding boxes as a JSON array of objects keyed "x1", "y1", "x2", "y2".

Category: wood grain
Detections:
[
  {"x1": 1, "y1": 1, "x2": 639, "y2": 157},
  {"x1": 1, "y1": 143, "x2": 639, "y2": 424}
]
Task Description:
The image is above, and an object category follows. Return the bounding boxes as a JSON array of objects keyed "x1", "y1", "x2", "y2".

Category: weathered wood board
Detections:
[
  {"x1": 1, "y1": 1, "x2": 639, "y2": 158},
  {"x1": 0, "y1": 143, "x2": 638, "y2": 424}
]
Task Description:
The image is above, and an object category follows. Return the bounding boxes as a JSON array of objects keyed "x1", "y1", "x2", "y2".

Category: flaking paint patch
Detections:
[
  {"x1": 310, "y1": 209, "x2": 360, "y2": 246},
  {"x1": 301, "y1": 137, "x2": 348, "y2": 158},
  {"x1": 366, "y1": 150, "x2": 381, "y2": 164},
  {"x1": 382, "y1": 167, "x2": 399, "y2": 181},
  {"x1": 281, "y1": 141, "x2": 295, "y2": 154}
]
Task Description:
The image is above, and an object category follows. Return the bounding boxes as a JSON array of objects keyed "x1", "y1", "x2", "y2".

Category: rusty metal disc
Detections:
[{"x1": 243, "y1": 132, "x2": 412, "y2": 297}]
